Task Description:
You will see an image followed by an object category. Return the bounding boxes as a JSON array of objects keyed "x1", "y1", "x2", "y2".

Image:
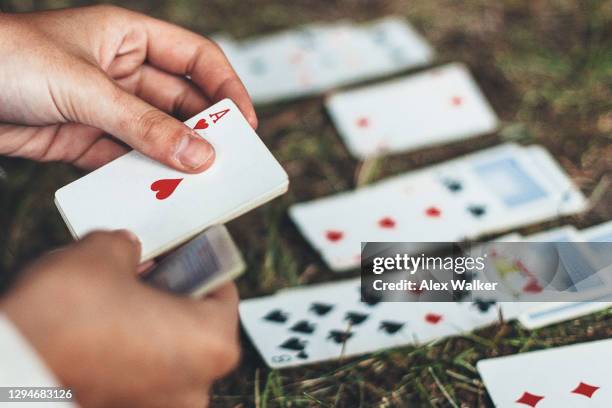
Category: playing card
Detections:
[
  {"x1": 326, "y1": 63, "x2": 498, "y2": 158},
  {"x1": 475, "y1": 230, "x2": 608, "y2": 299},
  {"x1": 515, "y1": 224, "x2": 612, "y2": 329},
  {"x1": 478, "y1": 339, "x2": 612, "y2": 407},
  {"x1": 215, "y1": 17, "x2": 433, "y2": 104},
  {"x1": 290, "y1": 144, "x2": 586, "y2": 271},
  {"x1": 523, "y1": 145, "x2": 587, "y2": 220},
  {"x1": 55, "y1": 99, "x2": 289, "y2": 262},
  {"x1": 240, "y1": 276, "x2": 526, "y2": 368},
  {"x1": 579, "y1": 220, "x2": 612, "y2": 269},
  {"x1": 143, "y1": 224, "x2": 245, "y2": 297},
  {"x1": 518, "y1": 300, "x2": 612, "y2": 330}
]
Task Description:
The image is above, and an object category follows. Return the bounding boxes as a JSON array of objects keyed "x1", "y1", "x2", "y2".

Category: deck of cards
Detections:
[
  {"x1": 52, "y1": 13, "x2": 610, "y2": 406},
  {"x1": 55, "y1": 99, "x2": 289, "y2": 296},
  {"x1": 215, "y1": 15, "x2": 610, "y2": 405}
]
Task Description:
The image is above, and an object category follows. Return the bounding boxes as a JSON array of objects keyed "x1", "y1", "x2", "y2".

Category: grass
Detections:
[{"x1": 0, "y1": 0, "x2": 610, "y2": 406}]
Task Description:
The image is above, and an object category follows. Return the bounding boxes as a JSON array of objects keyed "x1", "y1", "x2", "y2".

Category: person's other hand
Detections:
[
  {"x1": 0, "y1": 5, "x2": 256, "y2": 171},
  {"x1": 0, "y1": 230, "x2": 240, "y2": 408}
]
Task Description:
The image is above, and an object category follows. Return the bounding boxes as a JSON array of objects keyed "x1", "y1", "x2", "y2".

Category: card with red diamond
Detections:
[
  {"x1": 325, "y1": 62, "x2": 498, "y2": 159},
  {"x1": 477, "y1": 339, "x2": 612, "y2": 407},
  {"x1": 289, "y1": 143, "x2": 586, "y2": 271}
]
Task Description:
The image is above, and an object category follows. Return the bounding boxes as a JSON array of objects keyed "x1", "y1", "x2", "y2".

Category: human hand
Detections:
[
  {"x1": 0, "y1": 5, "x2": 256, "y2": 171},
  {"x1": 0, "y1": 230, "x2": 240, "y2": 408}
]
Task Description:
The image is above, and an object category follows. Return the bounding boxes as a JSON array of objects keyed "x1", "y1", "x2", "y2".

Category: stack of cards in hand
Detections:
[
  {"x1": 55, "y1": 99, "x2": 289, "y2": 296},
  {"x1": 214, "y1": 16, "x2": 434, "y2": 104}
]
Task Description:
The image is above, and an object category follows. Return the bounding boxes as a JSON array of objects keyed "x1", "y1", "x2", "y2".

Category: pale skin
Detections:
[{"x1": 0, "y1": 5, "x2": 253, "y2": 407}]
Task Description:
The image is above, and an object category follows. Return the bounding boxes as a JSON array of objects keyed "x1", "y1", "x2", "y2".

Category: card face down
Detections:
[
  {"x1": 143, "y1": 224, "x2": 245, "y2": 298},
  {"x1": 55, "y1": 99, "x2": 289, "y2": 261},
  {"x1": 478, "y1": 339, "x2": 612, "y2": 407}
]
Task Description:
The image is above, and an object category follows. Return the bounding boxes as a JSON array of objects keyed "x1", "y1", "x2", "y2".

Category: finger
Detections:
[
  {"x1": 203, "y1": 282, "x2": 239, "y2": 304},
  {"x1": 71, "y1": 137, "x2": 129, "y2": 170},
  {"x1": 141, "y1": 16, "x2": 258, "y2": 128},
  {"x1": 192, "y1": 283, "x2": 240, "y2": 340},
  {"x1": 0, "y1": 123, "x2": 128, "y2": 170},
  {"x1": 116, "y1": 64, "x2": 212, "y2": 120},
  {"x1": 81, "y1": 70, "x2": 215, "y2": 173},
  {"x1": 136, "y1": 260, "x2": 155, "y2": 275},
  {"x1": 73, "y1": 230, "x2": 142, "y2": 273}
]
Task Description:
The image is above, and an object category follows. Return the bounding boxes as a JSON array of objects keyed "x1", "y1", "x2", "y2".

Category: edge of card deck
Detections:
[
  {"x1": 55, "y1": 99, "x2": 289, "y2": 262},
  {"x1": 143, "y1": 224, "x2": 245, "y2": 298}
]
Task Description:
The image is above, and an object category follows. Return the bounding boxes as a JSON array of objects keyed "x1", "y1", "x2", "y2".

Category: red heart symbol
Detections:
[
  {"x1": 425, "y1": 313, "x2": 443, "y2": 324},
  {"x1": 378, "y1": 217, "x2": 396, "y2": 229},
  {"x1": 425, "y1": 206, "x2": 442, "y2": 218},
  {"x1": 523, "y1": 279, "x2": 543, "y2": 294},
  {"x1": 356, "y1": 116, "x2": 370, "y2": 128},
  {"x1": 451, "y1": 96, "x2": 463, "y2": 106},
  {"x1": 325, "y1": 230, "x2": 344, "y2": 242},
  {"x1": 150, "y1": 178, "x2": 183, "y2": 200},
  {"x1": 194, "y1": 119, "x2": 209, "y2": 130}
]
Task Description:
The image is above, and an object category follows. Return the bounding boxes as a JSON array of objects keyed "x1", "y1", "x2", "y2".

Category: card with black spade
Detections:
[
  {"x1": 478, "y1": 339, "x2": 612, "y2": 407},
  {"x1": 240, "y1": 276, "x2": 528, "y2": 368},
  {"x1": 55, "y1": 99, "x2": 289, "y2": 262},
  {"x1": 289, "y1": 143, "x2": 586, "y2": 272}
]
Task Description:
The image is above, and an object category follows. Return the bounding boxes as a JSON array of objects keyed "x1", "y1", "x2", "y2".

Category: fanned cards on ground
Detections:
[
  {"x1": 290, "y1": 143, "x2": 586, "y2": 271},
  {"x1": 214, "y1": 16, "x2": 434, "y2": 104},
  {"x1": 240, "y1": 277, "x2": 531, "y2": 368},
  {"x1": 55, "y1": 99, "x2": 289, "y2": 262},
  {"x1": 325, "y1": 63, "x2": 499, "y2": 158},
  {"x1": 478, "y1": 339, "x2": 612, "y2": 407}
]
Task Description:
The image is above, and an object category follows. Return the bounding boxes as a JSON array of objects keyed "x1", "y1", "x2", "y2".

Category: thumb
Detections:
[{"x1": 80, "y1": 74, "x2": 215, "y2": 173}]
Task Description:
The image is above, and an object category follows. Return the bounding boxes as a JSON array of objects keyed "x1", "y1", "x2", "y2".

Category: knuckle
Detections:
[
  {"x1": 80, "y1": 230, "x2": 113, "y2": 247},
  {"x1": 91, "y1": 4, "x2": 123, "y2": 16},
  {"x1": 207, "y1": 336, "x2": 241, "y2": 375},
  {"x1": 80, "y1": 231, "x2": 132, "y2": 260},
  {"x1": 204, "y1": 37, "x2": 223, "y2": 54},
  {"x1": 136, "y1": 109, "x2": 179, "y2": 156}
]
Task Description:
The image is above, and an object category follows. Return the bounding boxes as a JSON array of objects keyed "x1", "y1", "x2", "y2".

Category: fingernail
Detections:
[
  {"x1": 175, "y1": 134, "x2": 214, "y2": 169},
  {"x1": 248, "y1": 113, "x2": 258, "y2": 129}
]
